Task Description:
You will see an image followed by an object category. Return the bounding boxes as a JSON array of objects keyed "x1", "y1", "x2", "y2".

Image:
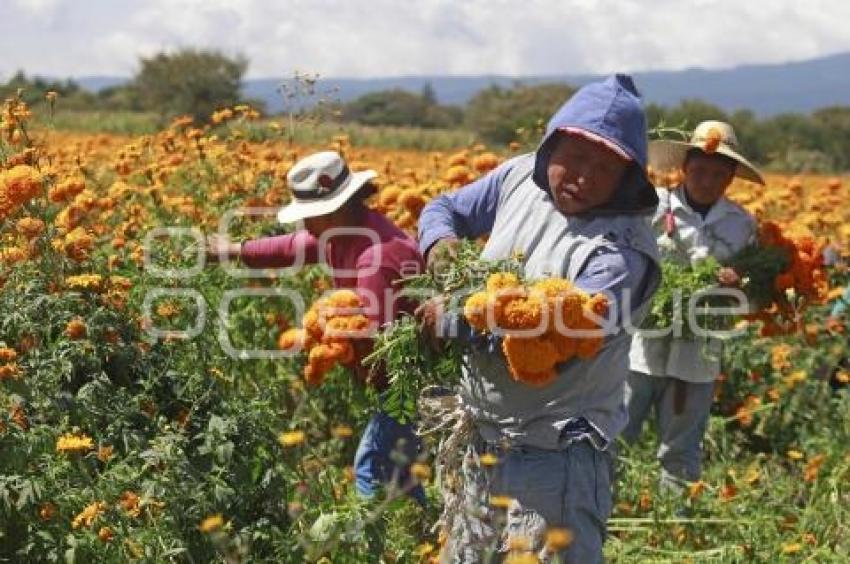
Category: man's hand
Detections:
[
  {"x1": 426, "y1": 238, "x2": 460, "y2": 276},
  {"x1": 717, "y1": 266, "x2": 741, "y2": 288},
  {"x1": 205, "y1": 234, "x2": 241, "y2": 263},
  {"x1": 415, "y1": 296, "x2": 447, "y2": 352}
]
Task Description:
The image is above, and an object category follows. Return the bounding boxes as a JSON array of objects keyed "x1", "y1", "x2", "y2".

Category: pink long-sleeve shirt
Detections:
[{"x1": 241, "y1": 209, "x2": 424, "y2": 328}]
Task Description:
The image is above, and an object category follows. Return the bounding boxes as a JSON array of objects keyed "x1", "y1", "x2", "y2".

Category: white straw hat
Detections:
[
  {"x1": 649, "y1": 120, "x2": 765, "y2": 185},
  {"x1": 277, "y1": 151, "x2": 377, "y2": 224}
]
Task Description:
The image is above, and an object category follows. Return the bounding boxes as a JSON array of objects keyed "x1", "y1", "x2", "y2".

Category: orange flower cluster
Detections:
[
  {"x1": 371, "y1": 147, "x2": 502, "y2": 231},
  {"x1": 0, "y1": 345, "x2": 21, "y2": 381},
  {"x1": 0, "y1": 165, "x2": 43, "y2": 222},
  {"x1": 464, "y1": 273, "x2": 609, "y2": 386},
  {"x1": 278, "y1": 290, "x2": 370, "y2": 386},
  {"x1": 749, "y1": 222, "x2": 829, "y2": 336}
]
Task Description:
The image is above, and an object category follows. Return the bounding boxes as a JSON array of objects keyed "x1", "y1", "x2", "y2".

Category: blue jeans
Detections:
[
  {"x1": 623, "y1": 371, "x2": 714, "y2": 490},
  {"x1": 443, "y1": 437, "x2": 613, "y2": 563},
  {"x1": 354, "y1": 411, "x2": 426, "y2": 505}
]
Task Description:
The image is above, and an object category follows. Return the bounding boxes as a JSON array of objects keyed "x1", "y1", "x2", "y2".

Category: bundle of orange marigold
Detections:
[
  {"x1": 277, "y1": 289, "x2": 370, "y2": 386},
  {"x1": 463, "y1": 272, "x2": 609, "y2": 387},
  {"x1": 733, "y1": 221, "x2": 829, "y2": 336}
]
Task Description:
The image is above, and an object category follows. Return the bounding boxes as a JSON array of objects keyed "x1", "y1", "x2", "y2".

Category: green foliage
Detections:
[
  {"x1": 463, "y1": 82, "x2": 576, "y2": 145},
  {"x1": 641, "y1": 257, "x2": 736, "y2": 338},
  {"x1": 133, "y1": 49, "x2": 251, "y2": 124},
  {"x1": 367, "y1": 241, "x2": 523, "y2": 423}
]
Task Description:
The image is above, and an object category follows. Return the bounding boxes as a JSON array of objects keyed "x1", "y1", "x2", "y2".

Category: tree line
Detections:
[{"x1": 2, "y1": 49, "x2": 848, "y2": 172}]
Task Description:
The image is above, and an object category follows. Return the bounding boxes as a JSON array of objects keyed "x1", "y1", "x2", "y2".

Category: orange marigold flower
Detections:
[
  {"x1": 39, "y1": 502, "x2": 57, "y2": 521},
  {"x1": 496, "y1": 295, "x2": 544, "y2": 331},
  {"x1": 472, "y1": 152, "x2": 500, "y2": 173},
  {"x1": 398, "y1": 189, "x2": 428, "y2": 215},
  {"x1": 277, "y1": 328, "x2": 306, "y2": 352},
  {"x1": 65, "y1": 318, "x2": 87, "y2": 340},
  {"x1": 378, "y1": 186, "x2": 402, "y2": 208},
  {"x1": 502, "y1": 335, "x2": 558, "y2": 386},
  {"x1": 703, "y1": 127, "x2": 722, "y2": 153},
  {"x1": 119, "y1": 491, "x2": 141, "y2": 517},
  {"x1": 16, "y1": 217, "x2": 45, "y2": 239},
  {"x1": 464, "y1": 291, "x2": 491, "y2": 332},
  {"x1": 97, "y1": 445, "x2": 114, "y2": 463},
  {"x1": 98, "y1": 526, "x2": 113, "y2": 542},
  {"x1": 803, "y1": 454, "x2": 826, "y2": 482},
  {"x1": 324, "y1": 289, "x2": 363, "y2": 310}
]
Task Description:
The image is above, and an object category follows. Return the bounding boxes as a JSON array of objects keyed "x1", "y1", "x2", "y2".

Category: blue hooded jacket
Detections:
[{"x1": 532, "y1": 73, "x2": 658, "y2": 215}]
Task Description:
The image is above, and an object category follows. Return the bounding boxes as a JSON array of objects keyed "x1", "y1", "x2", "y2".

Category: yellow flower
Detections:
[
  {"x1": 687, "y1": 480, "x2": 707, "y2": 499},
  {"x1": 330, "y1": 425, "x2": 353, "y2": 440},
  {"x1": 411, "y1": 462, "x2": 432, "y2": 482},
  {"x1": 463, "y1": 291, "x2": 491, "y2": 332},
  {"x1": 199, "y1": 514, "x2": 225, "y2": 533},
  {"x1": 278, "y1": 430, "x2": 306, "y2": 447},
  {"x1": 783, "y1": 370, "x2": 807, "y2": 389},
  {"x1": 56, "y1": 432, "x2": 94, "y2": 454},
  {"x1": 479, "y1": 452, "x2": 499, "y2": 467},
  {"x1": 544, "y1": 527, "x2": 574, "y2": 551},
  {"x1": 72, "y1": 501, "x2": 107, "y2": 529},
  {"x1": 781, "y1": 542, "x2": 803, "y2": 554},
  {"x1": 65, "y1": 274, "x2": 104, "y2": 292},
  {"x1": 787, "y1": 449, "x2": 804, "y2": 461},
  {"x1": 489, "y1": 495, "x2": 514, "y2": 509},
  {"x1": 486, "y1": 272, "x2": 521, "y2": 293}
]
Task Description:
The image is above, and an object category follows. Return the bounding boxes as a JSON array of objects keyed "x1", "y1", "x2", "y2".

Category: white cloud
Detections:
[{"x1": 1, "y1": 0, "x2": 849, "y2": 79}]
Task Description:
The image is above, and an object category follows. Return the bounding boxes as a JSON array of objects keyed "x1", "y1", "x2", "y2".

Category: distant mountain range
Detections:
[{"x1": 75, "y1": 51, "x2": 850, "y2": 117}]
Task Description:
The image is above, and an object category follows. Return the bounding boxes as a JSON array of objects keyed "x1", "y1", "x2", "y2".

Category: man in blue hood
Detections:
[{"x1": 417, "y1": 75, "x2": 661, "y2": 563}]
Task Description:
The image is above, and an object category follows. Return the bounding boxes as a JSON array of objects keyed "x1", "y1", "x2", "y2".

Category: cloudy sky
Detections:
[{"x1": 2, "y1": 0, "x2": 849, "y2": 80}]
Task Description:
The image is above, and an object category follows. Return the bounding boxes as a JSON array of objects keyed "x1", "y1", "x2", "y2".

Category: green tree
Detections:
[
  {"x1": 133, "y1": 48, "x2": 250, "y2": 123},
  {"x1": 463, "y1": 82, "x2": 576, "y2": 145},
  {"x1": 341, "y1": 89, "x2": 461, "y2": 128}
]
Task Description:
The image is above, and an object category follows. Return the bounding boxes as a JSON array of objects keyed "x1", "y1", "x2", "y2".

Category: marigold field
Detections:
[{"x1": 1, "y1": 99, "x2": 849, "y2": 563}]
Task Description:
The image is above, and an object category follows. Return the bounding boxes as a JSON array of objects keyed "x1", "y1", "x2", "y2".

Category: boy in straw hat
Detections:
[
  {"x1": 206, "y1": 150, "x2": 427, "y2": 504},
  {"x1": 626, "y1": 120, "x2": 765, "y2": 492}
]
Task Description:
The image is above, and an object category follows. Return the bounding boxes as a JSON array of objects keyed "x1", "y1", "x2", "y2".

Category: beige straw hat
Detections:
[
  {"x1": 277, "y1": 151, "x2": 377, "y2": 224},
  {"x1": 649, "y1": 120, "x2": 765, "y2": 185}
]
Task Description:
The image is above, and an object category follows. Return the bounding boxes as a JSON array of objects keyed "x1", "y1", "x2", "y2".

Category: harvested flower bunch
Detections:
[
  {"x1": 464, "y1": 272, "x2": 609, "y2": 387},
  {"x1": 277, "y1": 289, "x2": 370, "y2": 386},
  {"x1": 732, "y1": 221, "x2": 829, "y2": 336}
]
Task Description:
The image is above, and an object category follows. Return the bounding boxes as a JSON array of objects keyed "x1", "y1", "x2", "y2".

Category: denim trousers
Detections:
[
  {"x1": 353, "y1": 411, "x2": 426, "y2": 505},
  {"x1": 622, "y1": 371, "x2": 715, "y2": 490},
  {"x1": 442, "y1": 437, "x2": 614, "y2": 563}
]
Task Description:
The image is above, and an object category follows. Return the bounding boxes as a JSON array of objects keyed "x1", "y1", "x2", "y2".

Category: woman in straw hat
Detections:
[
  {"x1": 625, "y1": 120, "x2": 765, "y2": 492},
  {"x1": 207, "y1": 150, "x2": 427, "y2": 504}
]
